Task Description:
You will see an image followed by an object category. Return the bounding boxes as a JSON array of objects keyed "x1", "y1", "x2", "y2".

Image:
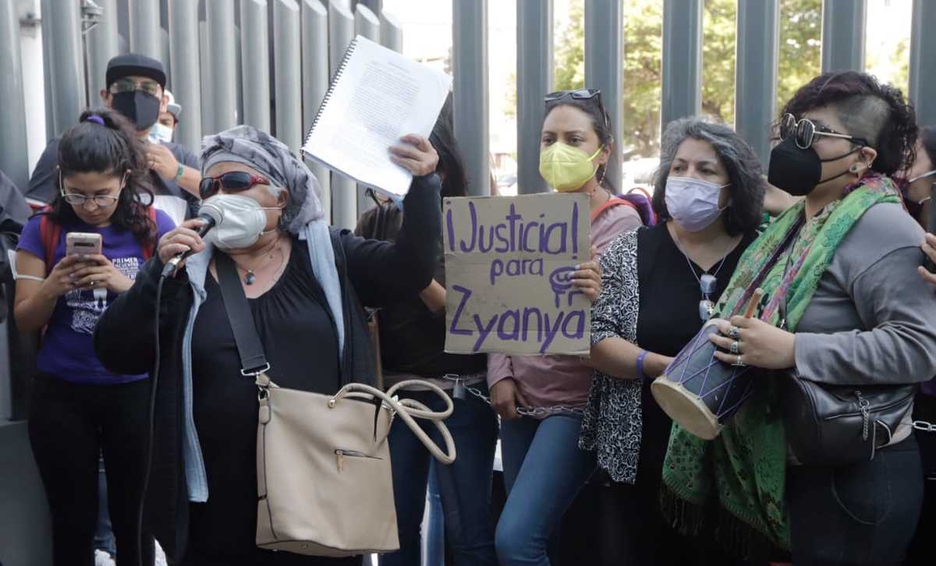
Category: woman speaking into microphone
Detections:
[{"x1": 93, "y1": 125, "x2": 442, "y2": 566}]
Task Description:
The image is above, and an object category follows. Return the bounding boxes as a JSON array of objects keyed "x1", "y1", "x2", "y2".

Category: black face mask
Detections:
[
  {"x1": 767, "y1": 136, "x2": 862, "y2": 197},
  {"x1": 111, "y1": 90, "x2": 161, "y2": 130}
]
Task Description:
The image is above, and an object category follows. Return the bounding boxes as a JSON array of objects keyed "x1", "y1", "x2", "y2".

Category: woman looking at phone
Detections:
[{"x1": 13, "y1": 108, "x2": 174, "y2": 566}]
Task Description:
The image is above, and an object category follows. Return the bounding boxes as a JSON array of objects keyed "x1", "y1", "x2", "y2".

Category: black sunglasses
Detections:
[
  {"x1": 779, "y1": 113, "x2": 869, "y2": 150},
  {"x1": 544, "y1": 89, "x2": 611, "y2": 129},
  {"x1": 199, "y1": 171, "x2": 270, "y2": 199}
]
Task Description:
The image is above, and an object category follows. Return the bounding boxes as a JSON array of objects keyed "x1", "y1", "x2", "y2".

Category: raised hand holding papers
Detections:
[{"x1": 301, "y1": 35, "x2": 453, "y2": 196}]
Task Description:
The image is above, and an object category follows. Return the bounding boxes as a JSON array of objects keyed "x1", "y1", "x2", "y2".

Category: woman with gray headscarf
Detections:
[{"x1": 94, "y1": 125, "x2": 442, "y2": 565}]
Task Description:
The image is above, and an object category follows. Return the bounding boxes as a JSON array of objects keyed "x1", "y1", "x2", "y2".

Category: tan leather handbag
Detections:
[
  {"x1": 255, "y1": 375, "x2": 456, "y2": 556},
  {"x1": 214, "y1": 252, "x2": 456, "y2": 557}
]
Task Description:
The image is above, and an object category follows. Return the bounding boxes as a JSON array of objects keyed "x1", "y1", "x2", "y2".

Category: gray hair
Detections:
[
  {"x1": 201, "y1": 125, "x2": 324, "y2": 234},
  {"x1": 652, "y1": 116, "x2": 765, "y2": 235}
]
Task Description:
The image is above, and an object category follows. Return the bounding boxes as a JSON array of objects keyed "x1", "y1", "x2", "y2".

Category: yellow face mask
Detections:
[{"x1": 538, "y1": 142, "x2": 604, "y2": 192}]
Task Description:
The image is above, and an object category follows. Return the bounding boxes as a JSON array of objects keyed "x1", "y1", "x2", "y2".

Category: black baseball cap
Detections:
[{"x1": 106, "y1": 53, "x2": 167, "y2": 89}]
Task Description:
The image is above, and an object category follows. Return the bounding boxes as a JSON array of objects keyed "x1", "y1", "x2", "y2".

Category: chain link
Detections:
[
  {"x1": 442, "y1": 374, "x2": 584, "y2": 417},
  {"x1": 913, "y1": 420, "x2": 936, "y2": 433}
]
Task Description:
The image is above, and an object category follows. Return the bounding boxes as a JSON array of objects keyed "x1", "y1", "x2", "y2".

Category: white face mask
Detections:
[
  {"x1": 148, "y1": 122, "x2": 174, "y2": 144},
  {"x1": 201, "y1": 194, "x2": 280, "y2": 250},
  {"x1": 664, "y1": 176, "x2": 730, "y2": 232}
]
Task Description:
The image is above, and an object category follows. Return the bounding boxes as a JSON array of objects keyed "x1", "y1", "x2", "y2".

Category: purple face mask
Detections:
[{"x1": 664, "y1": 176, "x2": 730, "y2": 232}]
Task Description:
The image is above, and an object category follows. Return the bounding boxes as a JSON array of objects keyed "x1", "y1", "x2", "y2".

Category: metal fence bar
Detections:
[
  {"x1": 274, "y1": 0, "x2": 303, "y2": 153},
  {"x1": 354, "y1": 3, "x2": 380, "y2": 215},
  {"x1": 168, "y1": 0, "x2": 203, "y2": 152},
  {"x1": 379, "y1": 9, "x2": 402, "y2": 52},
  {"x1": 661, "y1": 0, "x2": 702, "y2": 129},
  {"x1": 820, "y1": 0, "x2": 866, "y2": 72},
  {"x1": 516, "y1": 0, "x2": 552, "y2": 195},
  {"x1": 129, "y1": 0, "x2": 162, "y2": 58},
  {"x1": 86, "y1": 0, "x2": 120, "y2": 107},
  {"x1": 199, "y1": 19, "x2": 215, "y2": 135},
  {"x1": 585, "y1": 0, "x2": 622, "y2": 191},
  {"x1": 241, "y1": 0, "x2": 271, "y2": 132},
  {"x1": 41, "y1": 0, "x2": 85, "y2": 136},
  {"x1": 735, "y1": 0, "x2": 779, "y2": 164},
  {"x1": 0, "y1": 0, "x2": 30, "y2": 189},
  {"x1": 207, "y1": 0, "x2": 238, "y2": 132},
  {"x1": 301, "y1": 0, "x2": 331, "y2": 221},
  {"x1": 453, "y1": 0, "x2": 490, "y2": 196},
  {"x1": 328, "y1": 0, "x2": 356, "y2": 229},
  {"x1": 910, "y1": 0, "x2": 936, "y2": 126}
]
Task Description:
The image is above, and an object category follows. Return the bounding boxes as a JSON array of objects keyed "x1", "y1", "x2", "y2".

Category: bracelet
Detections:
[
  {"x1": 173, "y1": 163, "x2": 184, "y2": 182},
  {"x1": 636, "y1": 350, "x2": 649, "y2": 381}
]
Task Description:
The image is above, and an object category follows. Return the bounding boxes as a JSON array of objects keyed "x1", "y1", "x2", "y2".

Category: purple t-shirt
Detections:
[{"x1": 18, "y1": 210, "x2": 175, "y2": 383}]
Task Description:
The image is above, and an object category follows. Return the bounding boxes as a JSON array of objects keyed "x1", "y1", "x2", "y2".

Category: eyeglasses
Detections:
[
  {"x1": 779, "y1": 113, "x2": 869, "y2": 150},
  {"x1": 109, "y1": 79, "x2": 161, "y2": 97},
  {"x1": 544, "y1": 89, "x2": 601, "y2": 103},
  {"x1": 199, "y1": 172, "x2": 270, "y2": 199},
  {"x1": 59, "y1": 173, "x2": 122, "y2": 207}
]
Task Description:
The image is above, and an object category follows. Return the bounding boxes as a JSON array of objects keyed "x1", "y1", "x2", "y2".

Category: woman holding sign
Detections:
[
  {"x1": 579, "y1": 116, "x2": 763, "y2": 565},
  {"x1": 488, "y1": 89, "x2": 642, "y2": 566}
]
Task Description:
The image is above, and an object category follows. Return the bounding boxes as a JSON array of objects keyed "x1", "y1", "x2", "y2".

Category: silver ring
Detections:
[
  {"x1": 728, "y1": 326, "x2": 741, "y2": 339},
  {"x1": 89, "y1": 280, "x2": 96, "y2": 286},
  {"x1": 730, "y1": 341, "x2": 741, "y2": 355},
  {"x1": 733, "y1": 355, "x2": 746, "y2": 367}
]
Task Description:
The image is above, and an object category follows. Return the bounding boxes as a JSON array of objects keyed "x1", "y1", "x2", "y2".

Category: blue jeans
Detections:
[
  {"x1": 94, "y1": 454, "x2": 117, "y2": 555},
  {"x1": 423, "y1": 463, "x2": 445, "y2": 565},
  {"x1": 380, "y1": 384, "x2": 499, "y2": 566},
  {"x1": 496, "y1": 414, "x2": 596, "y2": 566}
]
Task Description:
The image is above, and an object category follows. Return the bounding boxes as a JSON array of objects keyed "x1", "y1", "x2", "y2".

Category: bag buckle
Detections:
[{"x1": 242, "y1": 363, "x2": 271, "y2": 377}]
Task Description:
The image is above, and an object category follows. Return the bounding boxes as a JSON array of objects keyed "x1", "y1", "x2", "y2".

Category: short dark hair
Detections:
[
  {"x1": 543, "y1": 93, "x2": 619, "y2": 193},
  {"x1": 430, "y1": 93, "x2": 469, "y2": 198},
  {"x1": 779, "y1": 71, "x2": 918, "y2": 176},
  {"x1": 652, "y1": 116, "x2": 765, "y2": 237}
]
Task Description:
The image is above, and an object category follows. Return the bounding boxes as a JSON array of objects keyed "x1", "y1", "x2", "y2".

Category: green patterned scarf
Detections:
[{"x1": 660, "y1": 173, "x2": 902, "y2": 555}]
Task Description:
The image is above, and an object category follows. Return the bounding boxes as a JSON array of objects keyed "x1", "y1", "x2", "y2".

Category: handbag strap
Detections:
[
  {"x1": 330, "y1": 380, "x2": 457, "y2": 464},
  {"x1": 216, "y1": 252, "x2": 271, "y2": 376}
]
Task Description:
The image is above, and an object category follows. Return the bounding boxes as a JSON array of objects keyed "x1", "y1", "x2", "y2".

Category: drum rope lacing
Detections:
[
  {"x1": 668, "y1": 329, "x2": 756, "y2": 419},
  {"x1": 441, "y1": 374, "x2": 585, "y2": 417}
]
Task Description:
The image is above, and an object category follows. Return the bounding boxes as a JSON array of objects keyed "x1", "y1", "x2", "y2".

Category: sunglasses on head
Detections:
[
  {"x1": 779, "y1": 113, "x2": 870, "y2": 150},
  {"x1": 199, "y1": 172, "x2": 270, "y2": 199},
  {"x1": 544, "y1": 89, "x2": 611, "y2": 129}
]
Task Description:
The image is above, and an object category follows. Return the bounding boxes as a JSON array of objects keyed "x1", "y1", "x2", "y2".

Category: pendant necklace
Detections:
[{"x1": 236, "y1": 238, "x2": 282, "y2": 286}]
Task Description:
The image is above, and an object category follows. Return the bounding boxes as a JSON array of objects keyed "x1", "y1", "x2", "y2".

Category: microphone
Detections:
[{"x1": 160, "y1": 204, "x2": 223, "y2": 278}]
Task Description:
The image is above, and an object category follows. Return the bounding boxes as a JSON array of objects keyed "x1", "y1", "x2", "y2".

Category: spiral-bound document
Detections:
[{"x1": 301, "y1": 36, "x2": 453, "y2": 196}]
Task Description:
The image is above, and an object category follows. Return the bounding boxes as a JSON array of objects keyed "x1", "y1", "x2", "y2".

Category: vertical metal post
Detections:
[
  {"x1": 0, "y1": 319, "x2": 9, "y2": 420},
  {"x1": 207, "y1": 0, "x2": 238, "y2": 131},
  {"x1": 41, "y1": 0, "x2": 86, "y2": 136},
  {"x1": 910, "y1": 0, "x2": 936, "y2": 125},
  {"x1": 199, "y1": 19, "x2": 215, "y2": 135},
  {"x1": 241, "y1": 0, "x2": 271, "y2": 131},
  {"x1": 735, "y1": 0, "x2": 779, "y2": 164},
  {"x1": 354, "y1": 4, "x2": 380, "y2": 215},
  {"x1": 301, "y1": 0, "x2": 331, "y2": 220},
  {"x1": 661, "y1": 0, "x2": 702, "y2": 129},
  {"x1": 274, "y1": 0, "x2": 303, "y2": 152},
  {"x1": 86, "y1": 0, "x2": 120, "y2": 106},
  {"x1": 328, "y1": 0, "x2": 356, "y2": 229},
  {"x1": 169, "y1": 0, "x2": 203, "y2": 152},
  {"x1": 820, "y1": 0, "x2": 866, "y2": 72},
  {"x1": 161, "y1": 27, "x2": 171, "y2": 80},
  {"x1": 0, "y1": 0, "x2": 30, "y2": 189},
  {"x1": 516, "y1": 0, "x2": 552, "y2": 195},
  {"x1": 585, "y1": 0, "x2": 622, "y2": 190},
  {"x1": 129, "y1": 0, "x2": 162, "y2": 58},
  {"x1": 379, "y1": 9, "x2": 402, "y2": 52},
  {"x1": 453, "y1": 0, "x2": 490, "y2": 196}
]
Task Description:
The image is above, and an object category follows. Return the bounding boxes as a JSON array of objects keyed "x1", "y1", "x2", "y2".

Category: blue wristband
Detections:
[{"x1": 636, "y1": 350, "x2": 649, "y2": 381}]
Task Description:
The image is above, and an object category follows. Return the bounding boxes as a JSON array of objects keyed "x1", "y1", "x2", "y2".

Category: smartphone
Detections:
[{"x1": 65, "y1": 232, "x2": 103, "y2": 257}]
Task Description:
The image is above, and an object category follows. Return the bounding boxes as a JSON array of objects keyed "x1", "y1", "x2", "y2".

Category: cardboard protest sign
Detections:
[{"x1": 443, "y1": 193, "x2": 591, "y2": 355}]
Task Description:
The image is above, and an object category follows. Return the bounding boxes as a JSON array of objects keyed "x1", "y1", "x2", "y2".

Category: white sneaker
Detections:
[
  {"x1": 155, "y1": 539, "x2": 168, "y2": 566},
  {"x1": 94, "y1": 549, "x2": 116, "y2": 566}
]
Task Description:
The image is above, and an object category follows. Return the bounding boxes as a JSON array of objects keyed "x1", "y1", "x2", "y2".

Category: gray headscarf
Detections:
[{"x1": 201, "y1": 125, "x2": 324, "y2": 233}]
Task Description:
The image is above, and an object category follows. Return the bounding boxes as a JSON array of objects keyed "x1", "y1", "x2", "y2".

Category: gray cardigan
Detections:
[{"x1": 795, "y1": 202, "x2": 936, "y2": 386}]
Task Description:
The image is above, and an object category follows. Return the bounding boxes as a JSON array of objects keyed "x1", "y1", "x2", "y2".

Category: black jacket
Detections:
[{"x1": 93, "y1": 174, "x2": 441, "y2": 561}]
